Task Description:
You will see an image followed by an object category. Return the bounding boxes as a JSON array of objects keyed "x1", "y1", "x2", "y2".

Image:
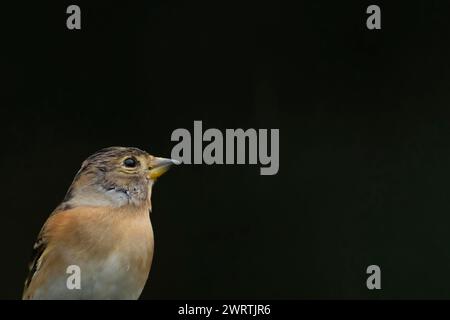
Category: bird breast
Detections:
[{"x1": 32, "y1": 205, "x2": 154, "y2": 299}]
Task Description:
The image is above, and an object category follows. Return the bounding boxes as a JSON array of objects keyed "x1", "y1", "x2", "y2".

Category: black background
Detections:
[{"x1": 1, "y1": 0, "x2": 450, "y2": 299}]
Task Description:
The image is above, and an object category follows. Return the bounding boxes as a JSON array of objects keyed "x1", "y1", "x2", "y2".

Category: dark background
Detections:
[{"x1": 1, "y1": 0, "x2": 450, "y2": 299}]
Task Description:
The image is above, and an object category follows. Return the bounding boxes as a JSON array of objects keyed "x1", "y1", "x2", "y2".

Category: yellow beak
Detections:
[{"x1": 148, "y1": 157, "x2": 180, "y2": 179}]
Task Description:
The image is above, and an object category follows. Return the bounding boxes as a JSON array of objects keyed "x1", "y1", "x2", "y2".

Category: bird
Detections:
[{"x1": 22, "y1": 146, "x2": 180, "y2": 300}]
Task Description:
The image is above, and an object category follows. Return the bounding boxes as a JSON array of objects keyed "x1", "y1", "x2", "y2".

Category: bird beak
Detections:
[{"x1": 148, "y1": 157, "x2": 180, "y2": 179}]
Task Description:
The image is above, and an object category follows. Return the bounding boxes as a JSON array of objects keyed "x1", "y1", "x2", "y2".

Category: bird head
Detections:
[{"x1": 61, "y1": 147, "x2": 180, "y2": 209}]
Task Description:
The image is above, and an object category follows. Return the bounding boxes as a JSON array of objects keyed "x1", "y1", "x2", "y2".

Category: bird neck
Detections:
[{"x1": 57, "y1": 183, "x2": 152, "y2": 212}]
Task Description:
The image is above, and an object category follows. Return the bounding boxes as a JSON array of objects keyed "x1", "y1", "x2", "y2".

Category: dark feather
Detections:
[{"x1": 23, "y1": 236, "x2": 46, "y2": 292}]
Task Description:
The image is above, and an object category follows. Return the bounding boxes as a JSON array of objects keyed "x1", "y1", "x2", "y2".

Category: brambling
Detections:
[{"x1": 22, "y1": 146, "x2": 179, "y2": 300}]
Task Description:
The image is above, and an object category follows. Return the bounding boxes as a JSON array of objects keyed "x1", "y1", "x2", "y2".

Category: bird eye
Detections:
[{"x1": 123, "y1": 157, "x2": 138, "y2": 168}]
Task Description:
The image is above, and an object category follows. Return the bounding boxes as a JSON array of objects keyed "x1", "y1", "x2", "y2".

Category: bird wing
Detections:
[
  {"x1": 22, "y1": 206, "x2": 67, "y2": 299},
  {"x1": 22, "y1": 206, "x2": 110, "y2": 299},
  {"x1": 22, "y1": 216, "x2": 54, "y2": 299}
]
